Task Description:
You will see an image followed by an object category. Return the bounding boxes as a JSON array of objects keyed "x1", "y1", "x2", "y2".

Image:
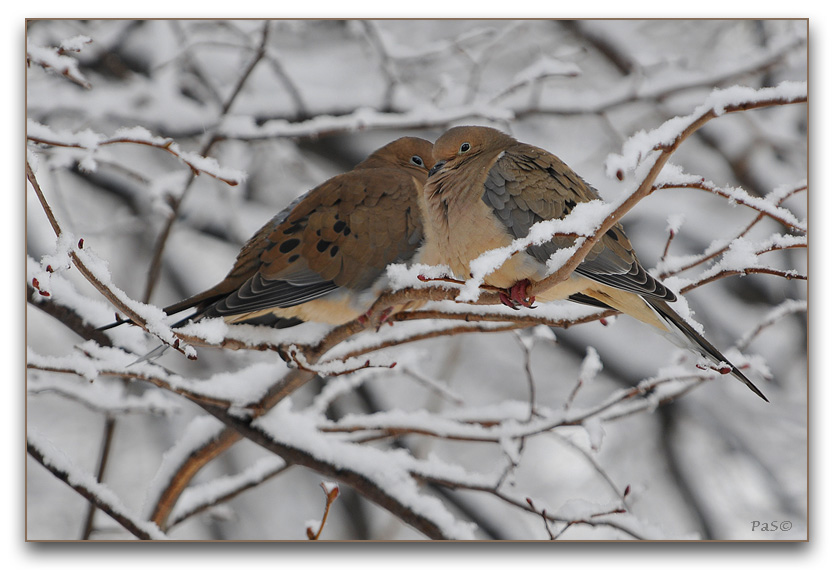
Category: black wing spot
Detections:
[
  {"x1": 288, "y1": 254, "x2": 300, "y2": 263},
  {"x1": 279, "y1": 239, "x2": 301, "y2": 253},
  {"x1": 316, "y1": 239, "x2": 332, "y2": 253},
  {"x1": 333, "y1": 220, "x2": 347, "y2": 233},
  {"x1": 343, "y1": 225, "x2": 352, "y2": 236},
  {"x1": 330, "y1": 245, "x2": 339, "y2": 257},
  {"x1": 605, "y1": 229, "x2": 619, "y2": 240}
]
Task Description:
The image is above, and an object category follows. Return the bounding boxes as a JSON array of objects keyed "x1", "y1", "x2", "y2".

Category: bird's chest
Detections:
[{"x1": 425, "y1": 188, "x2": 541, "y2": 287}]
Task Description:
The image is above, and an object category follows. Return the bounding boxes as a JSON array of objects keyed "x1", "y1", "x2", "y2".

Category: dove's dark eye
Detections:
[
  {"x1": 459, "y1": 142, "x2": 471, "y2": 154},
  {"x1": 410, "y1": 155, "x2": 424, "y2": 167}
]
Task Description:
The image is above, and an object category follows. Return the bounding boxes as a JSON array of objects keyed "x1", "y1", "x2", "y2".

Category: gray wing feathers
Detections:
[
  {"x1": 482, "y1": 150, "x2": 675, "y2": 302},
  {"x1": 201, "y1": 272, "x2": 337, "y2": 319}
]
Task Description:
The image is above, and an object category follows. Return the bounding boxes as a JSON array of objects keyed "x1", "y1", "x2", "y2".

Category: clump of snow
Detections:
[
  {"x1": 718, "y1": 238, "x2": 759, "y2": 272},
  {"x1": 582, "y1": 417, "x2": 605, "y2": 452},
  {"x1": 179, "y1": 317, "x2": 229, "y2": 344},
  {"x1": 59, "y1": 35, "x2": 93, "y2": 52},
  {"x1": 578, "y1": 347, "x2": 603, "y2": 386},
  {"x1": 27, "y1": 44, "x2": 91, "y2": 88},
  {"x1": 187, "y1": 361, "x2": 294, "y2": 407},
  {"x1": 386, "y1": 262, "x2": 454, "y2": 291},
  {"x1": 667, "y1": 214, "x2": 685, "y2": 236}
]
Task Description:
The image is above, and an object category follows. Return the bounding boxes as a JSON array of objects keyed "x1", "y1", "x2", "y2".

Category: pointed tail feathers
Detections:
[{"x1": 646, "y1": 298, "x2": 768, "y2": 402}]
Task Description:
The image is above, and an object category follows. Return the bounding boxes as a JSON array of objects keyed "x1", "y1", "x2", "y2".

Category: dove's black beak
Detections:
[{"x1": 428, "y1": 160, "x2": 446, "y2": 178}]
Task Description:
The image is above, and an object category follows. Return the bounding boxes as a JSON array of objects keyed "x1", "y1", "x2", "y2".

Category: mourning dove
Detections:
[
  {"x1": 419, "y1": 125, "x2": 766, "y2": 401},
  {"x1": 102, "y1": 136, "x2": 434, "y2": 341}
]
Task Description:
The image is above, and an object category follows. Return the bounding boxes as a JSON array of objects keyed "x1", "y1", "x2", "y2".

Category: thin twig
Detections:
[
  {"x1": 81, "y1": 416, "x2": 117, "y2": 539},
  {"x1": 306, "y1": 482, "x2": 340, "y2": 540}
]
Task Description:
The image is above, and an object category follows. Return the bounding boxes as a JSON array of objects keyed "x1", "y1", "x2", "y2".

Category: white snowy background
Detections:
[{"x1": 25, "y1": 19, "x2": 808, "y2": 542}]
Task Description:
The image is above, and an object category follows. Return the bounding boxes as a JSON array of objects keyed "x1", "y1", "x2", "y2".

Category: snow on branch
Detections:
[
  {"x1": 27, "y1": 376, "x2": 181, "y2": 417},
  {"x1": 217, "y1": 103, "x2": 515, "y2": 141},
  {"x1": 27, "y1": 162, "x2": 202, "y2": 359},
  {"x1": 530, "y1": 82, "x2": 806, "y2": 299},
  {"x1": 27, "y1": 342, "x2": 291, "y2": 410},
  {"x1": 736, "y1": 299, "x2": 807, "y2": 351},
  {"x1": 27, "y1": 120, "x2": 246, "y2": 185},
  {"x1": 654, "y1": 168, "x2": 806, "y2": 232},
  {"x1": 606, "y1": 81, "x2": 807, "y2": 180},
  {"x1": 27, "y1": 38, "x2": 93, "y2": 89},
  {"x1": 168, "y1": 456, "x2": 290, "y2": 529},
  {"x1": 656, "y1": 182, "x2": 807, "y2": 279},
  {"x1": 27, "y1": 431, "x2": 167, "y2": 540},
  {"x1": 252, "y1": 401, "x2": 483, "y2": 540},
  {"x1": 189, "y1": 400, "x2": 478, "y2": 540}
]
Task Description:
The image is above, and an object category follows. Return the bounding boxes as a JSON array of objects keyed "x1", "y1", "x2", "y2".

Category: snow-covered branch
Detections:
[
  {"x1": 530, "y1": 82, "x2": 807, "y2": 299},
  {"x1": 28, "y1": 432, "x2": 167, "y2": 540},
  {"x1": 28, "y1": 121, "x2": 246, "y2": 185}
]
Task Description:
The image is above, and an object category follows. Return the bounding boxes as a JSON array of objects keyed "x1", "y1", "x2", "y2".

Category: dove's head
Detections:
[
  {"x1": 427, "y1": 126, "x2": 518, "y2": 179},
  {"x1": 357, "y1": 137, "x2": 435, "y2": 183}
]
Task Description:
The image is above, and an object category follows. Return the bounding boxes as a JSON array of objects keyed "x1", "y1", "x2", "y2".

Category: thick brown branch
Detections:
[
  {"x1": 193, "y1": 404, "x2": 453, "y2": 539},
  {"x1": 168, "y1": 462, "x2": 292, "y2": 530},
  {"x1": 150, "y1": 369, "x2": 314, "y2": 529},
  {"x1": 150, "y1": 427, "x2": 244, "y2": 529}
]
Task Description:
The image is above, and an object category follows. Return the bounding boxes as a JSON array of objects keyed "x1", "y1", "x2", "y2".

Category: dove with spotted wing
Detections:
[{"x1": 102, "y1": 136, "x2": 434, "y2": 355}]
